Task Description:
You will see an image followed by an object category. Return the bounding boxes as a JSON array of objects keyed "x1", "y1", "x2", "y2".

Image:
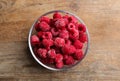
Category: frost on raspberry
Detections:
[
  {"x1": 54, "y1": 37, "x2": 65, "y2": 47},
  {"x1": 59, "y1": 30, "x2": 69, "y2": 39},
  {"x1": 55, "y1": 18, "x2": 66, "y2": 29},
  {"x1": 48, "y1": 49, "x2": 56, "y2": 59},
  {"x1": 51, "y1": 28, "x2": 59, "y2": 36},
  {"x1": 37, "y1": 48, "x2": 47, "y2": 58},
  {"x1": 69, "y1": 29, "x2": 79, "y2": 41},
  {"x1": 64, "y1": 56, "x2": 75, "y2": 65}
]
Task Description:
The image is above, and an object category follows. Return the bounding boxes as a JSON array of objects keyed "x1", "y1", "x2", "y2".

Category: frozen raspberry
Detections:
[
  {"x1": 31, "y1": 35, "x2": 40, "y2": 46},
  {"x1": 37, "y1": 48, "x2": 47, "y2": 58},
  {"x1": 39, "y1": 16, "x2": 50, "y2": 24},
  {"x1": 48, "y1": 49, "x2": 56, "y2": 59},
  {"x1": 63, "y1": 54, "x2": 69, "y2": 60},
  {"x1": 35, "y1": 22, "x2": 40, "y2": 32},
  {"x1": 42, "y1": 39, "x2": 53, "y2": 49},
  {"x1": 65, "y1": 40, "x2": 71, "y2": 45},
  {"x1": 64, "y1": 56, "x2": 75, "y2": 65},
  {"x1": 56, "y1": 61, "x2": 64, "y2": 69},
  {"x1": 68, "y1": 16, "x2": 78, "y2": 24},
  {"x1": 51, "y1": 28, "x2": 59, "y2": 36},
  {"x1": 59, "y1": 30, "x2": 69, "y2": 39},
  {"x1": 53, "y1": 12, "x2": 62, "y2": 19},
  {"x1": 55, "y1": 18, "x2": 66, "y2": 29},
  {"x1": 78, "y1": 23, "x2": 86, "y2": 32},
  {"x1": 73, "y1": 40, "x2": 83, "y2": 49},
  {"x1": 69, "y1": 29, "x2": 79, "y2": 41},
  {"x1": 37, "y1": 31, "x2": 44, "y2": 38},
  {"x1": 74, "y1": 49, "x2": 83, "y2": 60},
  {"x1": 55, "y1": 54, "x2": 63, "y2": 63},
  {"x1": 67, "y1": 23, "x2": 76, "y2": 31},
  {"x1": 39, "y1": 21, "x2": 50, "y2": 31},
  {"x1": 69, "y1": 45, "x2": 76, "y2": 54},
  {"x1": 62, "y1": 45, "x2": 76, "y2": 54},
  {"x1": 54, "y1": 37, "x2": 65, "y2": 47},
  {"x1": 42, "y1": 32, "x2": 52, "y2": 39},
  {"x1": 79, "y1": 33, "x2": 87, "y2": 43}
]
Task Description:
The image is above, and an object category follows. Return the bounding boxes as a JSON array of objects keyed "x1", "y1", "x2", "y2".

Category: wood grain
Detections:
[{"x1": 0, "y1": 0, "x2": 120, "y2": 81}]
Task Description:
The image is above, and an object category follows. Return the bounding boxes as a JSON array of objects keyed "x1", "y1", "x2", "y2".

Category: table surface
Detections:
[{"x1": 0, "y1": 0, "x2": 120, "y2": 81}]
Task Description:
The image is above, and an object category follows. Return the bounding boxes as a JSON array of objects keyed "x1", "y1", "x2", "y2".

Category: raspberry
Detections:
[
  {"x1": 68, "y1": 16, "x2": 78, "y2": 24},
  {"x1": 39, "y1": 16, "x2": 50, "y2": 24},
  {"x1": 35, "y1": 22, "x2": 40, "y2": 32},
  {"x1": 64, "y1": 56, "x2": 75, "y2": 65},
  {"x1": 79, "y1": 33, "x2": 87, "y2": 43},
  {"x1": 59, "y1": 30, "x2": 69, "y2": 39},
  {"x1": 37, "y1": 31, "x2": 43, "y2": 38},
  {"x1": 54, "y1": 37, "x2": 65, "y2": 47},
  {"x1": 37, "y1": 48, "x2": 47, "y2": 58},
  {"x1": 42, "y1": 32, "x2": 52, "y2": 39},
  {"x1": 73, "y1": 40, "x2": 83, "y2": 49},
  {"x1": 48, "y1": 49, "x2": 56, "y2": 59},
  {"x1": 53, "y1": 12, "x2": 62, "y2": 19},
  {"x1": 31, "y1": 35, "x2": 40, "y2": 46},
  {"x1": 62, "y1": 45, "x2": 76, "y2": 54},
  {"x1": 67, "y1": 23, "x2": 76, "y2": 31},
  {"x1": 56, "y1": 61, "x2": 64, "y2": 69},
  {"x1": 63, "y1": 54, "x2": 69, "y2": 60},
  {"x1": 55, "y1": 18, "x2": 66, "y2": 29},
  {"x1": 69, "y1": 45, "x2": 76, "y2": 54},
  {"x1": 42, "y1": 39, "x2": 53, "y2": 49},
  {"x1": 69, "y1": 29, "x2": 79, "y2": 41},
  {"x1": 39, "y1": 21, "x2": 50, "y2": 31},
  {"x1": 73, "y1": 49, "x2": 83, "y2": 60},
  {"x1": 51, "y1": 28, "x2": 59, "y2": 36},
  {"x1": 65, "y1": 40, "x2": 71, "y2": 45},
  {"x1": 55, "y1": 54, "x2": 63, "y2": 63},
  {"x1": 78, "y1": 23, "x2": 86, "y2": 32}
]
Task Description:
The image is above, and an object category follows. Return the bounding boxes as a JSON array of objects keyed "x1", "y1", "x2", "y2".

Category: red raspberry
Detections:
[
  {"x1": 55, "y1": 18, "x2": 66, "y2": 29},
  {"x1": 39, "y1": 16, "x2": 50, "y2": 24},
  {"x1": 56, "y1": 61, "x2": 64, "y2": 69},
  {"x1": 65, "y1": 40, "x2": 71, "y2": 45},
  {"x1": 55, "y1": 54, "x2": 63, "y2": 63},
  {"x1": 53, "y1": 12, "x2": 62, "y2": 19},
  {"x1": 62, "y1": 45, "x2": 76, "y2": 54},
  {"x1": 69, "y1": 29, "x2": 79, "y2": 41},
  {"x1": 67, "y1": 23, "x2": 76, "y2": 31},
  {"x1": 73, "y1": 40, "x2": 83, "y2": 49},
  {"x1": 69, "y1": 45, "x2": 76, "y2": 54},
  {"x1": 42, "y1": 32, "x2": 52, "y2": 39},
  {"x1": 59, "y1": 30, "x2": 69, "y2": 39},
  {"x1": 37, "y1": 48, "x2": 47, "y2": 58},
  {"x1": 35, "y1": 22, "x2": 40, "y2": 32},
  {"x1": 37, "y1": 31, "x2": 44, "y2": 38},
  {"x1": 48, "y1": 49, "x2": 56, "y2": 59},
  {"x1": 63, "y1": 54, "x2": 69, "y2": 60},
  {"x1": 74, "y1": 49, "x2": 83, "y2": 60},
  {"x1": 78, "y1": 23, "x2": 86, "y2": 32},
  {"x1": 51, "y1": 28, "x2": 59, "y2": 36},
  {"x1": 64, "y1": 56, "x2": 75, "y2": 65},
  {"x1": 79, "y1": 33, "x2": 87, "y2": 43},
  {"x1": 39, "y1": 21, "x2": 50, "y2": 31},
  {"x1": 54, "y1": 37, "x2": 65, "y2": 47},
  {"x1": 31, "y1": 35, "x2": 40, "y2": 46},
  {"x1": 42, "y1": 39, "x2": 53, "y2": 49},
  {"x1": 68, "y1": 16, "x2": 78, "y2": 24}
]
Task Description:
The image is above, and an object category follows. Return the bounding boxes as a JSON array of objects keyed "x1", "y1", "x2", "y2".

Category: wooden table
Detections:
[{"x1": 0, "y1": 0, "x2": 120, "y2": 81}]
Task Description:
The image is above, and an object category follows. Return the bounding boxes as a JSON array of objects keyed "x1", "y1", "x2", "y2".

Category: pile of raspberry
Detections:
[{"x1": 31, "y1": 12, "x2": 87, "y2": 69}]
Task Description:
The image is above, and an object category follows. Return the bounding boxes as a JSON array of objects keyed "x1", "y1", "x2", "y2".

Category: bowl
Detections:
[{"x1": 28, "y1": 10, "x2": 90, "y2": 71}]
